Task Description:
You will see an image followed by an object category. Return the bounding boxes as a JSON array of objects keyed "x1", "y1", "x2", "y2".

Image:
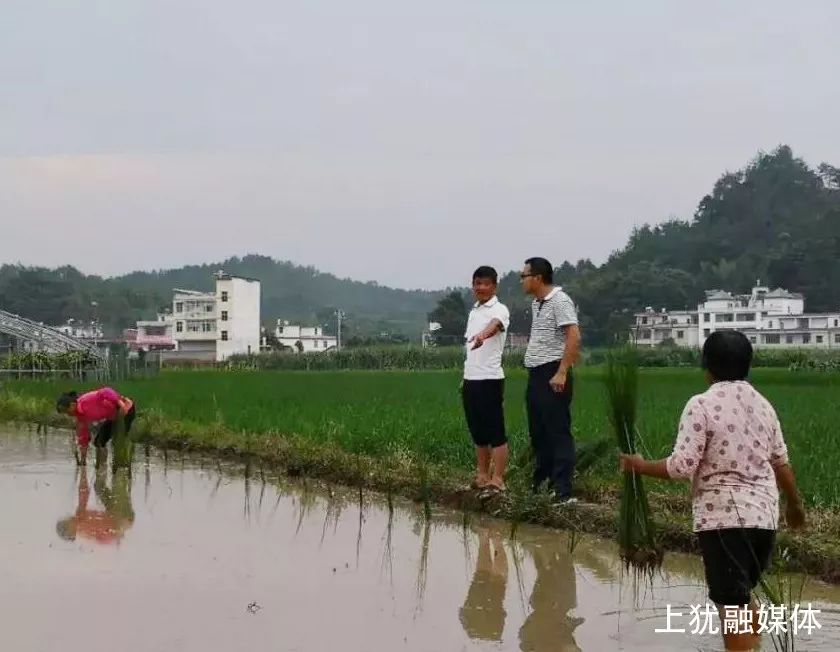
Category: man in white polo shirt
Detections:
[
  {"x1": 463, "y1": 266, "x2": 511, "y2": 493},
  {"x1": 521, "y1": 257, "x2": 582, "y2": 503}
]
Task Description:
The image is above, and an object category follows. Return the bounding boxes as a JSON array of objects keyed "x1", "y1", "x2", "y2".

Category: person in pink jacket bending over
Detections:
[{"x1": 56, "y1": 387, "x2": 136, "y2": 465}]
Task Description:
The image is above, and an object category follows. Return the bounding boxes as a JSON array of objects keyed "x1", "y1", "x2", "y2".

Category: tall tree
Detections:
[{"x1": 428, "y1": 291, "x2": 469, "y2": 345}]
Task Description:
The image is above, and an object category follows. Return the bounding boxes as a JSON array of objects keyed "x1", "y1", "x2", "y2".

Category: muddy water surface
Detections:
[{"x1": 2, "y1": 429, "x2": 839, "y2": 652}]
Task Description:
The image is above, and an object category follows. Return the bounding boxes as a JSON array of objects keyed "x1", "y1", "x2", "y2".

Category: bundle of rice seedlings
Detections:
[
  {"x1": 111, "y1": 413, "x2": 134, "y2": 472},
  {"x1": 605, "y1": 346, "x2": 662, "y2": 570}
]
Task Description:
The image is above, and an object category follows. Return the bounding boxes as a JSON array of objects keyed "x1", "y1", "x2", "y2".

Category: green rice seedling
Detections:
[
  {"x1": 754, "y1": 547, "x2": 807, "y2": 652},
  {"x1": 605, "y1": 346, "x2": 662, "y2": 570},
  {"x1": 111, "y1": 413, "x2": 133, "y2": 472},
  {"x1": 418, "y1": 462, "x2": 432, "y2": 521}
]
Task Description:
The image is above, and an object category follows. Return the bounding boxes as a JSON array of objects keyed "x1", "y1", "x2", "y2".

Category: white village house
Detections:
[
  {"x1": 275, "y1": 321, "x2": 337, "y2": 353},
  {"x1": 168, "y1": 272, "x2": 261, "y2": 362},
  {"x1": 54, "y1": 319, "x2": 104, "y2": 341},
  {"x1": 631, "y1": 282, "x2": 840, "y2": 349}
]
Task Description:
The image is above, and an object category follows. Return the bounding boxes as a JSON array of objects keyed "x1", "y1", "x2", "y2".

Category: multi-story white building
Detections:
[
  {"x1": 276, "y1": 322, "x2": 337, "y2": 353},
  {"x1": 631, "y1": 308, "x2": 700, "y2": 348},
  {"x1": 631, "y1": 282, "x2": 840, "y2": 349},
  {"x1": 171, "y1": 272, "x2": 261, "y2": 361}
]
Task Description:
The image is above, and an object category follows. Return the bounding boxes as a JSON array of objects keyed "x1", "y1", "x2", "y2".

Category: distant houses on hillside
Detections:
[{"x1": 631, "y1": 282, "x2": 840, "y2": 349}]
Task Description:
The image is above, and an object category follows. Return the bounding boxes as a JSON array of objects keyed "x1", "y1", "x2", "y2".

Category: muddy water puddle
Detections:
[{"x1": 2, "y1": 429, "x2": 839, "y2": 652}]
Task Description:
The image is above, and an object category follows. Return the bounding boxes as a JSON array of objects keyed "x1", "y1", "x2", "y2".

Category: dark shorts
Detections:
[
  {"x1": 462, "y1": 379, "x2": 507, "y2": 448},
  {"x1": 698, "y1": 527, "x2": 775, "y2": 606},
  {"x1": 94, "y1": 405, "x2": 137, "y2": 448}
]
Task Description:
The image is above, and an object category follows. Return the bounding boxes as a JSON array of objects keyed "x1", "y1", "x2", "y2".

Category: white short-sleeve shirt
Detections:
[{"x1": 464, "y1": 296, "x2": 510, "y2": 380}]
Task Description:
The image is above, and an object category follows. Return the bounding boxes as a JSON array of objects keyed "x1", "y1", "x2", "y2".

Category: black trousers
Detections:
[
  {"x1": 94, "y1": 405, "x2": 137, "y2": 448},
  {"x1": 526, "y1": 362, "x2": 575, "y2": 498},
  {"x1": 698, "y1": 528, "x2": 775, "y2": 606}
]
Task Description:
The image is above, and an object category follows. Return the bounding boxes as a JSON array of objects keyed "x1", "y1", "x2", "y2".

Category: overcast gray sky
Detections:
[{"x1": 2, "y1": 1, "x2": 838, "y2": 290}]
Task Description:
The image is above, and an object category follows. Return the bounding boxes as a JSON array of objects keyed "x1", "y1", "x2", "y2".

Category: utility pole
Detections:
[
  {"x1": 91, "y1": 301, "x2": 99, "y2": 349},
  {"x1": 335, "y1": 309, "x2": 345, "y2": 350}
]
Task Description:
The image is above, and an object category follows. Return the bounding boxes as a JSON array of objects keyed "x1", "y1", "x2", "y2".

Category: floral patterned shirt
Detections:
[{"x1": 666, "y1": 381, "x2": 789, "y2": 532}]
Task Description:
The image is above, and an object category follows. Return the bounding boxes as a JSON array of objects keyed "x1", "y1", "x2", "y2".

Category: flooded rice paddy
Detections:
[{"x1": 2, "y1": 428, "x2": 839, "y2": 652}]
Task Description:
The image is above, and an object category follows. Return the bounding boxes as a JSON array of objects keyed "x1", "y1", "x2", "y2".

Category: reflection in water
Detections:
[
  {"x1": 3, "y1": 430, "x2": 837, "y2": 652},
  {"x1": 56, "y1": 467, "x2": 135, "y2": 545},
  {"x1": 460, "y1": 526, "x2": 509, "y2": 641},
  {"x1": 458, "y1": 524, "x2": 584, "y2": 651},
  {"x1": 518, "y1": 538, "x2": 583, "y2": 652},
  {"x1": 381, "y1": 502, "x2": 396, "y2": 585},
  {"x1": 415, "y1": 517, "x2": 432, "y2": 613}
]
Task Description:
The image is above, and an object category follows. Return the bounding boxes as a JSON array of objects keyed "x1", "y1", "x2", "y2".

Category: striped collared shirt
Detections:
[{"x1": 524, "y1": 287, "x2": 578, "y2": 368}]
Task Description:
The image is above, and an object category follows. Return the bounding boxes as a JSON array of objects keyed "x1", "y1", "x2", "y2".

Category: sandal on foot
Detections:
[{"x1": 478, "y1": 484, "x2": 505, "y2": 499}]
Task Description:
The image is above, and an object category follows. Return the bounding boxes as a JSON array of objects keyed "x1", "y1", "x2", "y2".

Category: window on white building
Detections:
[
  {"x1": 176, "y1": 321, "x2": 183, "y2": 333},
  {"x1": 221, "y1": 311, "x2": 228, "y2": 322},
  {"x1": 221, "y1": 331, "x2": 228, "y2": 341},
  {"x1": 765, "y1": 334, "x2": 780, "y2": 344},
  {"x1": 786, "y1": 335, "x2": 794, "y2": 344},
  {"x1": 816, "y1": 336, "x2": 824, "y2": 344},
  {"x1": 323, "y1": 340, "x2": 328, "y2": 348},
  {"x1": 803, "y1": 334, "x2": 811, "y2": 344},
  {"x1": 703, "y1": 313, "x2": 711, "y2": 322},
  {"x1": 175, "y1": 302, "x2": 183, "y2": 313},
  {"x1": 703, "y1": 329, "x2": 710, "y2": 338},
  {"x1": 835, "y1": 319, "x2": 839, "y2": 328},
  {"x1": 719, "y1": 314, "x2": 734, "y2": 323},
  {"x1": 640, "y1": 329, "x2": 651, "y2": 339},
  {"x1": 767, "y1": 321, "x2": 774, "y2": 328},
  {"x1": 221, "y1": 291, "x2": 228, "y2": 302},
  {"x1": 676, "y1": 330, "x2": 684, "y2": 339},
  {"x1": 835, "y1": 334, "x2": 840, "y2": 344},
  {"x1": 749, "y1": 336, "x2": 757, "y2": 343},
  {"x1": 641, "y1": 317, "x2": 648, "y2": 325},
  {"x1": 736, "y1": 313, "x2": 755, "y2": 321},
  {"x1": 205, "y1": 304, "x2": 213, "y2": 313},
  {"x1": 202, "y1": 321, "x2": 214, "y2": 333}
]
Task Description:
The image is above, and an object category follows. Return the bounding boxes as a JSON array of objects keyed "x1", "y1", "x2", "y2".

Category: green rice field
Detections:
[{"x1": 4, "y1": 367, "x2": 840, "y2": 507}]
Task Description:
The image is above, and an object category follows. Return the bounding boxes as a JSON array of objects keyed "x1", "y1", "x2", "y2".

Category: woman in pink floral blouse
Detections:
[{"x1": 620, "y1": 330, "x2": 806, "y2": 652}]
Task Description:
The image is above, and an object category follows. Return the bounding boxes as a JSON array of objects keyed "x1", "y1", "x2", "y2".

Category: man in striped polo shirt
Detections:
[{"x1": 520, "y1": 257, "x2": 582, "y2": 502}]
